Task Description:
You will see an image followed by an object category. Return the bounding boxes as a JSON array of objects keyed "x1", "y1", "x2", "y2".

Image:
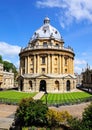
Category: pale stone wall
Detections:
[
  {"x1": 2, "y1": 71, "x2": 14, "y2": 89},
  {"x1": 0, "y1": 64, "x2": 3, "y2": 87},
  {"x1": 0, "y1": 63, "x2": 14, "y2": 89}
]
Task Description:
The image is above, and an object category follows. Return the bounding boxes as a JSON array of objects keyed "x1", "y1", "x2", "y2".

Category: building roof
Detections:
[{"x1": 31, "y1": 17, "x2": 62, "y2": 41}]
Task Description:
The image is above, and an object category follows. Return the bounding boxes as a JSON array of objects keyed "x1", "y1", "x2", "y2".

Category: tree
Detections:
[
  {"x1": 0, "y1": 55, "x2": 3, "y2": 63},
  {"x1": 14, "y1": 97, "x2": 48, "y2": 127},
  {"x1": 67, "y1": 102, "x2": 92, "y2": 130},
  {"x1": 3, "y1": 61, "x2": 18, "y2": 80},
  {"x1": 0, "y1": 55, "x2": 18, "y2": 80},
  {"x1": 82, "y1": 102, "x2": 92, "y2": 129}
]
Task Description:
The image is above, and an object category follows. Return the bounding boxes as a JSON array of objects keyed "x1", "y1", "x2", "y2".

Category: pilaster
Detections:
[
  {"x1": 34, "y1": 55, "x2": 36, "y2": 73},
  {"x1": 47, "y1": 54, "x2": 50, "y2": 74},
  {"x1": 25, "y1": 57, "x2": 27, "y2": 74}
]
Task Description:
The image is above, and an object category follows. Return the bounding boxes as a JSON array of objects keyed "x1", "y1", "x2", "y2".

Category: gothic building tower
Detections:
[{"x1": 18, "y1": 17, "x2": 76, "y2": 92}]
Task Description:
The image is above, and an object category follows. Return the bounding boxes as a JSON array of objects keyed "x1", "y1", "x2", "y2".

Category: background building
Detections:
[
  {"x1": 82, "y1": 65, "x2": 92, "y2": 89},
  {"x1": 0, "y1": 63, "x2": 14, "y2": 89},
  {"x1": 75, "y1": 73, "x2": 83, "y2": 87},
  {"x1": 18, "y1": 17, "x2": 76, "y2": 92}
]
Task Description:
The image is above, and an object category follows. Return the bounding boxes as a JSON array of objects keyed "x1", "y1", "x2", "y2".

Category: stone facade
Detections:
[
  {"x1": 82, "y1": 67, "x2": 92, "y2": 88},
  {"x1": 0, "y1": 63, "x2": 14, "y2": 89},
  {"x1": 75, "y1": 73, "x2": 83, "y2": 87},
  {"x1": 18, "y1": 17, "x2": 76, "y2": 92}
]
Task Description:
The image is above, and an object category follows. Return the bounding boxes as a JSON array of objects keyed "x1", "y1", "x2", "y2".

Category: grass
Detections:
[
  {"x1": 41, "y1": 92, "x2": 92, "y2": 105},
  {"x1": 0, "y1": 90, "x2": 37, "y2": 104},
  {"x1": 0, "y1": 90, "x2": 92, "y2": 105}
]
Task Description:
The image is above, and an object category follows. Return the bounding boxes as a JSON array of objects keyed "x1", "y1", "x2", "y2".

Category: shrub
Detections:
[
  {"x1": 82, "y1": 102, "x2": 92, "y2": 129},
  {"x1": 14, "y1": 97, "x2": 48, "y2": 127},
  {"x1": 68, "y1": 102, "x2": 92, "y2": 130},
  {"x1": 46, "y1": 109, "x2": 72, "y2": 128}
]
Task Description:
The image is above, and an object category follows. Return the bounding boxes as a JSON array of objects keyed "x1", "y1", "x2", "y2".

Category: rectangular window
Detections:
[
  {"x1": 65, "y1": 58, "x2": 67, "y2": 66},
  {"x1": 42, "y1": 57, "x2": 45, "y2": 64},
  {"x1": 43, "y1": 42, "x2": 47, "y2": 47},
  {"x1": 30, "y1": 58, "x2": 33, "y2": 64}
]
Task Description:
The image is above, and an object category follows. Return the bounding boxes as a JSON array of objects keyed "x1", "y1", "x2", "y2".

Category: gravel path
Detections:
[
  {"x1": 50, "y1": 102, "x2": 91, "y2": 118},
  {"x1": 0, "y1": 102, "x2": 91, "y2": 129}
]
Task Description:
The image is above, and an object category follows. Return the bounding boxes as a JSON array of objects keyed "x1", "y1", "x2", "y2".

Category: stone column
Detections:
[
  {"x1": 25, "y1": 57, "x2": 27, "y2": 74},
  {"x1": 70, "y1": 57, "x2": 72, "y2": 74},
  {"x1": 20, "y1": 67, "x2": 22, "y2": 75},
  {"x1": 59, "y1": 55, "x2": 61, "y2": 74},
  {"x1": 20, "y1": 59, "x2": 22, "y2": 75},
  {"x1": 27, "y1": 56, "x2": 30, "y2": 74},
  {"x1": 61, "y1": 55, "x2": 64, "y2": 74},
  {"x1": 34, "y1": 55, "x2": 36, "y2": 74},
  {"x1": 72, "y1": 58, "x2": 74, "y2": 74},
  {"x1": 47, "y1": 54, "x2": 50, "y2": 74},
  {"x1": 37, "y1": 55, "x2": 40, "y2": 73},
  {"x1": 52, "y1": 54, "x2": 54, "y2": 74},
  {"x1": 68, "y1": 57, "x2": 70, "y2": 74},
  {"x1": 50, "y1": 54, "x2": 52, "y2": 73}
]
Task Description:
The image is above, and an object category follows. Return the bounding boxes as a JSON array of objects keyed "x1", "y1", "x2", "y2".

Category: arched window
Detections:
[
  {"x1": 66, "y1": 80, "x2": 70, "y2": 91},
  {"x1": 54, "y1": 80, "x2": 59, "y2": 91},
  {"x1": 29, "y1": 81, "x2": 33, "y2": 90}
]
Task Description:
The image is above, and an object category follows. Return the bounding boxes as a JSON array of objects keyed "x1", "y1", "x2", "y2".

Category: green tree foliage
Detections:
[
  {"x1": 0, "y1": 55, "x2": 18, "y2": 80},
  {"x1": 14, "y1": 97, "x2": 48, "y2": 127},
  {"x1": 82, "y1": 102, "x2": 92, "y2": 129},
  {"x1": 3, "y1": 60, "x2": 18, "y2": 79},
  {"x1": 0, "y1": 55, "x2": 3, "y2": 63},
  {"x1": 67, "y1": 117, "x2": 82, "y2": 130},
  {"x1": 68, "y1": 102, "x2": 92, "y2": 130}
]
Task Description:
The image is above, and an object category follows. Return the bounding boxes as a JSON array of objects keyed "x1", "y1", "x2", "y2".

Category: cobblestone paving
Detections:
[{"x1": 0, "y1": 104, "x2": 17, "y2": 129}]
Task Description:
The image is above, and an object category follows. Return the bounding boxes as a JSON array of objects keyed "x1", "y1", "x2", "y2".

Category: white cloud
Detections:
[
  {"x1": 36, "y1": 0, "x2": 92, "y2": 27},
  {"x1": 0, "y1": 42, "x2": 21, "y2": 56},
  {"x1": 74, "y1": 66, "x2": 82, "y2": 74},
  {"x1": 0, "y1": 42, "x2": 21, "y2": 68},
  {"x1": 74, "y1": 58, "x2": 87, "y2": 74},
  {"x1": 36, "y1": 0, "x2": 66, "y2": 8},
  {"x1": 74, "y1": 59, "x2": 86, "y2": 65}
]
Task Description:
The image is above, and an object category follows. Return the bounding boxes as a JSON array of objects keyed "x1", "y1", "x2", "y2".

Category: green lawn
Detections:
[
  {"x1": 0, "y1": 90, "x2": 92, "y2": 105},
  {"x1": 0, "y1": 90, "x2": 37, "y2": 104},
  {"x1": 41, "y1": 92, "x2": 92, "y2": 105}
]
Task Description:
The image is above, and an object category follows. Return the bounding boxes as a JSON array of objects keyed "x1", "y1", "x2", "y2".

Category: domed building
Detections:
[{"x1": 18, "y1": 17, "x2": 76, "y2": 92}]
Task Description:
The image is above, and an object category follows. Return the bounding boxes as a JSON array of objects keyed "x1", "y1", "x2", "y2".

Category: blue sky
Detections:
[{"x1": 0, "y1": 0, "x2": 92, "y2": 74}]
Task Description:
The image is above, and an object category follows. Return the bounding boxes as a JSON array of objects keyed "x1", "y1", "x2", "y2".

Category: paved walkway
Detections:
[
  {"x1": 33, "y1": 91, "x2": 45, "y2": 100},
  {"x1": 0, "y1": 104, "x2": 17, "y2": 130}
]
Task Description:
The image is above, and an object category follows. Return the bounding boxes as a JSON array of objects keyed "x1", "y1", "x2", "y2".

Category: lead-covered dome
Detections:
[{"x1": 31, "y1": 17, "x2": 62, "y2": 41}]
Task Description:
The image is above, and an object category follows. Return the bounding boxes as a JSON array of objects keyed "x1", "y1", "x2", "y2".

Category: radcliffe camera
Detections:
[{"x1": 0, "y1": 1, "x2": 92, "y2": 130}]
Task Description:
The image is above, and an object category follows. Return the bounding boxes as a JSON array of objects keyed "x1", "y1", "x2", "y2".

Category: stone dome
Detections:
[{"x1": 31, "y1": 17, "x2": 62, "y2": 41}]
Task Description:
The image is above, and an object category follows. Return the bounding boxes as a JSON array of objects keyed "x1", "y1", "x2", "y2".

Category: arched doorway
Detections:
[
  {"x1": 39, "y1": 80, "x2": 46, "y2": 92},
  {"x1": 29, "y1": 80, "x2": 33, "y2": 90},
  {"x1": 20, "y1": 80, "x2": 23, "y2": 91},
  {"x1": 55, "y1": 80, "x2": 59, "y2": 91},
  {"x1": 66, "y1": 80, "x2": 70, "y2": 91}
]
